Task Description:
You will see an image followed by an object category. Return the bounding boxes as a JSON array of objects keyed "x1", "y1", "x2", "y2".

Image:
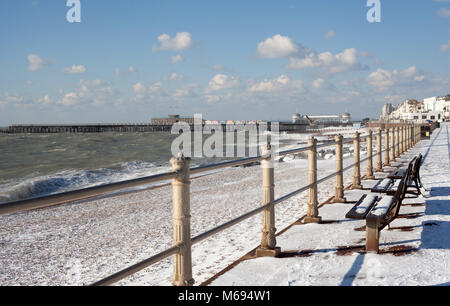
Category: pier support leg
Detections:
[
  {"x1": 171, "y1": 155, "x2": 194, "y2": 286},
  {"x1": 256, "y1": 143, "x2": 281, "y2": 257},
  {"x1": 304, "y1": 137, "x2": 322, "y2": 224}
]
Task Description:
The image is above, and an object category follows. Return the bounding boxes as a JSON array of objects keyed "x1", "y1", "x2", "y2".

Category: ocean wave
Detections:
[{"x1": 0, "y1": 161, "x2": 173, "y2": 204}]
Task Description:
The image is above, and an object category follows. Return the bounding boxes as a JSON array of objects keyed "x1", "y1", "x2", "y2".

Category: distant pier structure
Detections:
[
  {"x1": 2, "y1": 114, "x2": 310, "y2": 134},
  {"x1": 292, "y1": 113, "x2": 352, "y2": 128}
]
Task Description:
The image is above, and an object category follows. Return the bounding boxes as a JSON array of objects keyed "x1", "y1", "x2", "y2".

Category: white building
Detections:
[
  {"x1": 424, "y1": 96, "x2": 446, "y2": 113},
  {"x1": 381, "y1": 103, "x2": 393, "y2": 120},
  {"x1": 401, "y1": 111, "x2": 443, "y2": 123},
  {"x1": 382, "y1": 95, "x2": 449, "y2": 123}
]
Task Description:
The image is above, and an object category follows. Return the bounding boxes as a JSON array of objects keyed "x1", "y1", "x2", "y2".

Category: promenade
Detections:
[{"x1": 211, "y1": 123, "x2": 450, "y2": 286}]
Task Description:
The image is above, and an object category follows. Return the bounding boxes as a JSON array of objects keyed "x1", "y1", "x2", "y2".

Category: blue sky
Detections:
[{"x1": 0, "y1": 0, "x2": 449, "y2": 125}]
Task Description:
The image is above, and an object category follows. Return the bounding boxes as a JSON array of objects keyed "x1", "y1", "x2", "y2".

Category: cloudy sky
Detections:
[{"x1": 0, "y1": 0, "x2": 449, "y2": 125}]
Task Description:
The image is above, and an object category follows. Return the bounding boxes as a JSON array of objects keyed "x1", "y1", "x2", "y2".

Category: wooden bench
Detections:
[
  {"x1": 371, "y1": 156, "x2": 421, "y2": 196},
  {"x1": 365, "y1": 170, "x2": 410, "y2": 253},
  {"x1": 345, "y1": 166, "x2": 411, "y2": 253},
  {"x1": 387, "y1": 154, "x2": 423, "y2": 196}
]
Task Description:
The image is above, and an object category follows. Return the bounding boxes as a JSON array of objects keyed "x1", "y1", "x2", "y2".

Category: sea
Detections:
[{"x1": 0, "y1": 131, "x2": 308, "y2": 204}]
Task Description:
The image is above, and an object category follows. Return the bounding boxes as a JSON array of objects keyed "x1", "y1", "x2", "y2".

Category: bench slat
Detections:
[{"x1": 346, "y1": 194, "x2": 379, "y2": 220}]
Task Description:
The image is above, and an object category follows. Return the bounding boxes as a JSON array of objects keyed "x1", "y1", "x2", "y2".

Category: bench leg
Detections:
[{"x1": 366, "y1": 217, "x2": 380, "y2": 253}]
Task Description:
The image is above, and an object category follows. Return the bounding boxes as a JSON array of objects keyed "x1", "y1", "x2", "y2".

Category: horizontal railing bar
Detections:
[
  {"x1": 277, "y1": 145, "x2": 311, "y2": 156},
  {"x1": 0, "y1": 171, "x2": 177, "y2": 216},
  {"x1": 91, "y1": 244, "x2": 182, "y2": 286},
  {"x1": 190, "y1": 155, "x2": 267, "y2": 175}
]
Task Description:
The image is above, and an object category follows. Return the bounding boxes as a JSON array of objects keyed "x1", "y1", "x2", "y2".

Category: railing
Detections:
[{"x1": 0, "y1": 124, "x2": 423, "y2": 286}]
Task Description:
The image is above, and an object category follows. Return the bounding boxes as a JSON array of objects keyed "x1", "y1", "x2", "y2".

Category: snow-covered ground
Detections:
[
  {"x1": 211, "y1": 123, "x2": 450, "y2": 286},
  {"x1": 0, "y1": 130, "x2": 368, "y2": 286},
  {"x1": 1, "y1": 124, "x2": 445, "y2": 286}
]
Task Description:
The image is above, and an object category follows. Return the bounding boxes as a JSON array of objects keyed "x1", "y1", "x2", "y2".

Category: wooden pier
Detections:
[{"x1": 2, "y1": 122, "x2": 309, "y2": 134}]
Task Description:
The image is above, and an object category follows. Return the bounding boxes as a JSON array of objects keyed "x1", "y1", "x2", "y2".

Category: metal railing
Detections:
[{"x1": 0, "y1": 124, "x2": 423, "y2": 286}]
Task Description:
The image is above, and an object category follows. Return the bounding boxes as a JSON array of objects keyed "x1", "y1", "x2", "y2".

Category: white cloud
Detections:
[
  {"x1": 57, "y1": 79, "x2": 118, "y2": 106},
  {"x1": 0, "y1": 93, "x2": 26, "y2": 107},
  {"x1": 248, "y1": 75, "x2": 303, "y2": 93},
  {"x1": 257, "y1": 34, "x2": 301, "y2": 59},
  {"x1": 206, "y1": 74, "x2": 239, "y2": 92},
  {"x1": 367, "y1": 66, "x2": 425, "y2": 90},
  {"x1": 114, "y1": 66, "x2": 137, "y2": 77},
  {"x1": 63, "y1": 65, "x2": 86, "y2": 74},
  {"x1": 27, "y1": 54, "x2": 47, "y2": 71},
  {"x1": 38, "y1": 95, "x2": 53, "y2": 106},
  {"x1": 438, "y1": 8, "x2": 450, "y2": 18},
  {"x1": 287, "y1": 48, "x2": 366, "y2": 73},
  {"x1": 171, "y1": 55, "x2": 184, "y2": 63},
  {"x1": 205, "y1": 95, "x2": 221, "y2": 104},
  {"x1": 133, "y1": 82, "x2": 147, "y2": 99},
  {"x1": 169, "y1": 72, "x2": 184, "y2": 81},
  {"x1": 173, "y1": 88, "x2": 190, "y2": 99},
  {"x1": 324, "y1": 30, "x2": 336, "y2": 39},
  {"x1": 59, "y1": 92, "x2": 79, "y2": 106},
  {"x1": 440, "y1": 40, "x2": 450, "y2": 53},
  {"x1": 132, "y1": 81, "x2": 163, "y2": 101},
  {"x1": 152, "y1": 32, "x2": 193, "y2": 52},
  {"x1": 313, "y1": 78, "x2": 325, "y2": 89}
]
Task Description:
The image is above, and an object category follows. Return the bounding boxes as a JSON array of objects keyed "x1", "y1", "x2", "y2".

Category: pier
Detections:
[{"x1": 2, "y1": 122, "x2": 309, "y2": 134}]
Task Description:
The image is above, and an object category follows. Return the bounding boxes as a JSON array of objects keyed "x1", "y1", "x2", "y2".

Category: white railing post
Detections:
[
  {"x1": 395, "y1": 127, "x2": 400, "y2": 158},
  {"x1": 305, "y1": 137, "x2": 322, "y2": 223},
  {"x1": 334, "y1": 135, "x2": 346, "y2": 203},
  {"x1": 390, "y1": 128, "x2": 396, "y2": 163},
  {"x1": 171, "y1": 154, "x2": 194, "y2": 286},
  {"x1": 409, "y1": 125, "x2": 412, "y2": 149},
  {"x1": 400, "y1": 126, "x2": 404, "y2": 155},
  {"x1": 256, "y1": 143, "x2": 281, "y2": 257},
  {"x1": 384, "y1": 128, "x2": 390, "y2": 167},
  {"x1": 366, "y1": 130, "x2": 375, "y2": 179},
  {"x1": 352, "y1": 132, "x2": 363, "y2": 189},
  {"x1": 375, "y1": 129, "x2": 383, "y2": 172}
]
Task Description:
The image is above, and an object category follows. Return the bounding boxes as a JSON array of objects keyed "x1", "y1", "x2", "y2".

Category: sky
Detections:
[{"x1": 0, "y1": 0, "x2": 449, "y2": 125}]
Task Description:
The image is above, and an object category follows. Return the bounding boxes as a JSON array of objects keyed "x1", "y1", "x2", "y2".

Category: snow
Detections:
[
  {"x1": 355, "y1": 194, "x2": 378, "y2": 214},
  {"x1": 1, "y1": 124, "x2": 449, "y2": 286},
  {"x1": 211, "y1": 123, "x2": 450, "y2": 286},
  {"x1": 369, "y1": 196, "x2": 394, "y2": 217},
  {"x1": 377, "y1": 179, "x2": 393, "y2": 190}
]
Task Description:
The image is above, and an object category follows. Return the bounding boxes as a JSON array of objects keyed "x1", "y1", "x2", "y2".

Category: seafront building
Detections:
[{"x1": 381, "y1": 95, "x2": 450, "y2": 123}]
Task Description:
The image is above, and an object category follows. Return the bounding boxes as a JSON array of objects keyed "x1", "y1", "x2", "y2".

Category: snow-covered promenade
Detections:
[{"x1": 211, "y1": 123, "x2": 450, "y2": 286}]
